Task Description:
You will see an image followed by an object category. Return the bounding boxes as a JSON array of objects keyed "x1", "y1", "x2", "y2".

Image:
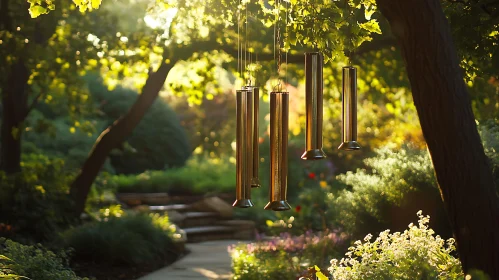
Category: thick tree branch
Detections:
[
  {"x1": 70, "y1": 57, "x2": 176, "y2": 216},
  {"x1": 22, "y1": 91, "x2": 43, "y2": 120}
]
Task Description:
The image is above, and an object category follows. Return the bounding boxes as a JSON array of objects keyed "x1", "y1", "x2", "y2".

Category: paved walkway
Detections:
[{"x1": 138, "y1": 240, "x2": 243, "y2": 280}]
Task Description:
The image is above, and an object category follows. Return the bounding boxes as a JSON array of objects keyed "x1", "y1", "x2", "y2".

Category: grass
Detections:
[{"x1": 109, "y1": 156, "x2": 236, "y2": 195}]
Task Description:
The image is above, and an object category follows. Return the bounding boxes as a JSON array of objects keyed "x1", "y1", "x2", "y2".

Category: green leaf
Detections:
[
  {"x1": 29, "y1": 5, "x2": 48, "y2": 18},
  {"x1": 0, "y1": 255, "x2": 12, "y2": 261},
  {"x1": 91, "y1": 0, "x2": 102, "y2": 9},
  {"x1": 314, "y1": 265, "x2": 328, "y2": 280},
  {"x1": 364, "y1": 9, "x2": 375, "y2": 20},
  {"x1": 358, "y1": 20, "x2": 382, "y2": 34}
]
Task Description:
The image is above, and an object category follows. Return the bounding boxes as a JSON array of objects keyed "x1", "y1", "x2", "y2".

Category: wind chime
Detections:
[
  {"x1": 338, "y1": 6, "x2": 361, "y2": 151},
  {"x1": 301, "y1": 51, "x2": 326, "y2": 160},
  {"x1": 233, "y1": 1, "x2": 260, "y2": 208},
  {"x1": 264, "y1": 0, "x2": 291, "y2": 211},
  {"x1": 233, "y1": 1, "x2": 361, "y2": 211}
]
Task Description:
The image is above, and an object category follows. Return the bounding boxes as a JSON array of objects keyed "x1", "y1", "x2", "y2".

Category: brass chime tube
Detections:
[
  {"x1": 301, "y1": 52, "x2": 326, "y2": 160},
  {"x1": 338, "y1": 66, "x2": 361, "y2": 151},
  {"x1": 265, "y1": 91, "x2": 291, "y2": 211},
  {"x1": 233, "y1": 89, "x2": 254, "y2": 208},
  {"x1": 243, "y1": 86, "x2": 261, "y2": 188}
]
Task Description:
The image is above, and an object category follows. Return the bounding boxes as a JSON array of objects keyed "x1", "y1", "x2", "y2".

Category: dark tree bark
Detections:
[
  {"x1": 0, "y1": 59, "x2": 30, "y2": 174},
  {"x1": 69, "y1": 62, "x2": 174, "y2": 215},
  {"x1": 0, "y1": 0, "x2": 29, "y2": 174},
  {"x1": 376, "y1": 0, "x2": 499, "y2": 277},
  {"x1": 0, "y1": 0, "x2": 57, "y2": 174}
]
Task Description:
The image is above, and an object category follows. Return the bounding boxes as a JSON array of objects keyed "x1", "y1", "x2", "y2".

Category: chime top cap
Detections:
[
  {"x1": 301, "y1": 149, "x2": 327, "y2": 160},
  {"x1": 264, "y1": 200, "x2": 291, "y2": 211},
  {"x1": 236, "y1": 88, "x2": 252, "y2": 93},
  {"x1": 338, "y1": 141, "x2": 361, "y2": 151},
  {"x1": 304, "y1": 51, "x2": 322, "y2": 56},
  {"x1": 270, "y1": 91, "x2": 289, "y2": 94},
  {"x1": 232, "y1": 199, "x2": 254, "y2": 208},
  {"x1": 343, "y1": 65, "x2": 357, "y2": 70}
]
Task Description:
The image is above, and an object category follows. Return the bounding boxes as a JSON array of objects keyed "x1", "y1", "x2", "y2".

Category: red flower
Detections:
[
  {"x1": 295, "y1": 205, "x2": 302, "y2": 213},
  {"x1": 308, "y1": 172, "x2": 316, "y2": 179}
]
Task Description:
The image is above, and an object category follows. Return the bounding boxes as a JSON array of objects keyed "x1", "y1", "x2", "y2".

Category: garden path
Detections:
[{"x1": 138, "y1": 240, "x2": 243, "y2": 280}]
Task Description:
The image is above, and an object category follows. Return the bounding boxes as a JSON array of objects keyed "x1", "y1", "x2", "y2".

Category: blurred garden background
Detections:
[{"x1": 0, "y1": 0, "x2": 498, "y2": 279}]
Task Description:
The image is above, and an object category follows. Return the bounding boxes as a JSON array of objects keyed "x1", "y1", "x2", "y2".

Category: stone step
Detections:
[
  {"x1": 181, "y1": 212, "x2": 222, "y2": 228},
  {"x1": 183, "y1": 226, "x2": 236, "y2": 243},
  {"x1": 149, "y1": 204, "x2": 192, "y2": 213},
  {"x1": 182, "y1": 220, "x2": 256, "y2": 243}
]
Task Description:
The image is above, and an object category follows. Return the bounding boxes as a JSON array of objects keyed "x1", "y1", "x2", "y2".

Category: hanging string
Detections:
[
  {"x1": 285, "y1": 0, "x2": 288, "y2": 87},
  {"x1": 312, "y1": 0, "x2": 317, "y2": 50},
  {"x1": 245, "y1": 1, "x2": 248, "y2": 83},
  {"x1": 238, "y1": 0, "x2": 242, "y2": 81},
  {"x1": 273, "y1": 0, "x2": 277, "y2": 89},
  {"x1": 276, "y1": 0, "x2": 282, "y2": 91},
  {"x1": 346, "y1": 0, "x2": 354, "y2": 66}
]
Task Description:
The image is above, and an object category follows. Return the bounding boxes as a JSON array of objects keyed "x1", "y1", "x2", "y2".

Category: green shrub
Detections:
[
  {"x1": 88, "y1": 76, "x2": 191, "y2": 174},
  {"x1": 0, "y1": 238, "x2": 84, "y2": 280},
  {"x1": 230, "y1": 231, "x2": 346, "y2": 280},
  {"x1": 327, "y1": 211, "x2": 463, "y2": 280},
  {"x1": 479, "y1": 119, "x2": 499, "y2": 187},
  {"x1": 110, "y1": 155, "x2": 236, "y2": 195},
  {"x1": 63, "y1": 214, "x2": 180, "y2": 265},
  {"x1": 330, "y1": 145, "x2": 451, "y2": 240},
  {"x1": 0, "y1": 154, "x2": 75, "y2": 241},
  {"x1": 23, "y1": 111, "x2": 115, "y2": 174}
]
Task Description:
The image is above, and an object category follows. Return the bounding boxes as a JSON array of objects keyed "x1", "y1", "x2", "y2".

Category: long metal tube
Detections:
[
  {"x1": 243, "y1": 86, "x2": 261, "y2": 188},
  {"x1": 265, "y1": 91, "x2": 291, "y2": 211},
  {"x1": 233, "y1": 89, "x2": 254, "y2": 208},
  {"x1": 338, "y1": 66, "x2": 361, "y2": 151},
  {"x1": 302, "y1": 52, "x2": 326, "y2": 160}
]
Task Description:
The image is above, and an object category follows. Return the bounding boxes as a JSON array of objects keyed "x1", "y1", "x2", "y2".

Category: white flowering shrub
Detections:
[{"x1": 328, "y1": 211, "x2": 463, "y2": 280}]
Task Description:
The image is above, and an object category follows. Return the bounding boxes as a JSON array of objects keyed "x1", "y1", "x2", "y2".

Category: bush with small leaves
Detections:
[
  {"x1": 0, "y1": 154, "x2": 75, "y2": 241},
  {"x1": 479, "y1": 119, "x2": 499, "y2": 187},
  {"x1": 229, "y1": 231, "x2": 346, "y2": 280},
  {"x1": 330, "y1": 145, "x2": 451, "y2": 240},
  {"x1": 0, "y1": 238, "x2": 86, "y2": 280},
  {"x1": 63, "y1": 213, "x2": 181, "y2": 266},
  {"x1": 328, "y1": 211, "x2": 463, "y2": 280}
]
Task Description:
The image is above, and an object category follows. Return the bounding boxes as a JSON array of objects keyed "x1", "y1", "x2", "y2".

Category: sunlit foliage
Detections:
[{"x1": 328, "y1": 212, "x2": 463, "y2": 280}]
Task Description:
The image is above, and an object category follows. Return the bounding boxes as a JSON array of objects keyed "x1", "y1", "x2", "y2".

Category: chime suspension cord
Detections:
[
  {"x1": 244, "y1": 0, "x2": 247, "y2": 83},
  {"x1": 285, "y1": 0, "x2": 288, "y2": 87},
  {"x1": 276, "y1": 0, "x2": 282, "y2": 91},
  {"x1": 346, "y1": 0, "x2": 355, "y2": 66},
  {"x1": 237, "y1": 0, "x2": 241, "y2": 80},
  {"x1": 312, "y1": 0, "x2": 317, "y2": 50},
  {"x1": 245, "y1": 2, "x2": 251, "y2": 86}
]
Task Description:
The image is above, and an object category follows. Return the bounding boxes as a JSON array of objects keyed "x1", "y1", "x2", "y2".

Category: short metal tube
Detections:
[
  {"x1": 338, "y1": 66, "x2": 361, "y2": 151},
  {"x1": 265, "y1": 91, "x2": 291, "y2": 211},
  {"x1": 302, "y1": 52, "x2": 326, "y2": 160},
  {"x1": 243, "y1": 86, "x2": 261, "y2": 188},
  {"x1": 233, "y1": 89, "x2": 254, "y2": 208}
]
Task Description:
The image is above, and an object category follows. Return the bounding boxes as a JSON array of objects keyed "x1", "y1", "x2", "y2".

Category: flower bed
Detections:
[{"x1": 229, "y1": 231, "x2": 346, "y2": 280}]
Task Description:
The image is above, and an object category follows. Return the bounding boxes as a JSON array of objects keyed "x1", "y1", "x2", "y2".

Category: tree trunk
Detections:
[
  {"x1": 376, "y1": 0, "x2": 499, "y2": 277},
  {"x1": 0, "y1": 59, "x2": 30, "y2": 174},
  {"x1": 69, "y1": 62, "x2": 174, "y2": 216}
]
